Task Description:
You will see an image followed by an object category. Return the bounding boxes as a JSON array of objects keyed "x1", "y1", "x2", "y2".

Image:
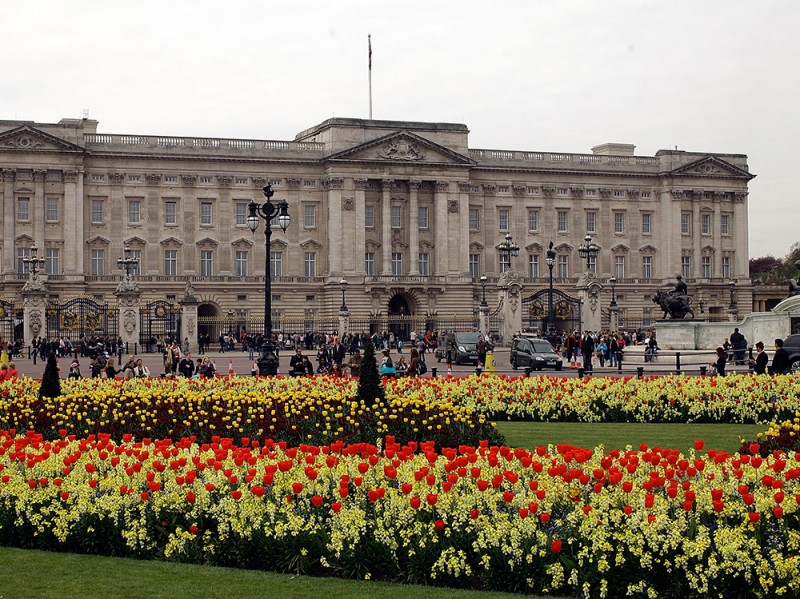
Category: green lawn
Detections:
[
  {"x1": 0, "y1": 547, "x2": 544, "y2": 599},
  {"x1": 495, "y1": 421, "x2": 762, "y2": 454}
]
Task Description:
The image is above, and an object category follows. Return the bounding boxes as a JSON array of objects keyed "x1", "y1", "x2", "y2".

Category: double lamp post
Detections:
[{"x1": 247, "y1": 184, "x2": 291, "y2": 376}]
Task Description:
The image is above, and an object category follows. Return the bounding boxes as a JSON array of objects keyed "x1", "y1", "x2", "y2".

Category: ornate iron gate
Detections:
[
  {"x1": 140, "y1": 300, "x2": 180, "y2": 350},
  {"x1": 0, "y1": 298, "x2": 18, "y2": 344},
  {"x1": 522, "y1": 288, "x2": 582, "y2": 334},
  {"x1": 46, "y1": 296, "x2": 118, "y2": 341}
]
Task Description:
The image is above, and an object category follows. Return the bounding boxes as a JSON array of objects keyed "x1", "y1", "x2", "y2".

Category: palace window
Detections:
[
  {"x1": 418, "y1": 252, "x2": 429, "y2": 276},
  {"x1": 391, "y1": 205, "x2": 402, "y2": 228},
  {"x1": 235, "y1": 251, "x2": 248, "y2": 276},
  {"x1": 701, "y1": 255, "x2": 712, "y2": 278},
  {"x1": 45, "y1": 248, "x2": 59, "y2": 275},
  {"x1": 557, "y1": 210, "x2": 568, "y2": 233},
  {"x1": 164, "y1": 250, "x2": 178, "y2": 276},
  {"x1": 681, "y1": 255, "x2": 692, "y2": 278},
  {"x1": 528, "y1": 209, "x2": 539, "y2": 232},
  {"x1": 91, "y1": 200, "x2": 104, "y2": 224},
  {"x1": 642, "y1": 256, "x2": 652, "y2": 280},
  {"x1": 528, "y1": 254, "x2": 540, "y2": 278},
  {"x1": 469, "y1": 254, "x2": 480, "y2": 278},
  {"x1": 391, "y1": 252, "x2": 403, "y2": 275},
  {"x1": 365, "y1": 252, "x2": 375, "y2": 276},
  {"x1": 235, "y1": 202, "x2": 247, "y2": 226},
  {"x1": 469, "y1": 208, "x2": 480, "y2": 231},
  {"x1": 304, "y1": 252, "x2": 316, "y2": 277},
  {"x1": 721, "y1": 214, "x2": 730, "y2": 235},
  {"x1": 557, "y1": 255, "x2": 569, "y2": 278},
  {"x1": 586, "y1": 211, "x2": 597, "y2": 233},
  {"x1": 270, "y1": 251, "x2": 282, "y2": 276},
  {"x1": 615, "y1": 255, "x2": 625, "y2": 279},
  {"x1": 681, "y1": 213, "x2": 691, "y2": 235},
  {"x1": 46, "y1": 197, "x2": 59, "y2": 222},
  {"x1": 701, "y1": 213, "x2": 711, "y2": 235},
  {"x1": 16, "y1": 197, "x2": 30, "y2": 221},
  {"x1": 614, "y1": 211, "x2": 625, "y2": 234},
  {"x1": 418, "y1": 206, "x2": 429, "y2": 229},
  {"x1": 722, "y1": 255, "x2": 731, "y2": 279},
  {"x1": 498, "y1": 209, "x2": 510, "y2": 231},
  {"x1": 164, "y1": 201, "x2": 177, "y2": 225},
  {"x1": 92, "y1": 249, "x2": 106, "y2": 276},
  {"x1": 128, "y1": 200, "x2": 141, "y2": 224},
  {"x1": 304, "y1": 204, "x2": 316, "y2": 228},
  {"x1": 200, "y1": 202, "x2": 213, "y2": 226},
  {"x1": 200, "y1": 250, "x2": 213, "y2": 276},
  {"x1": 364, "y1": 205, "x2": 375, "y2": 228},
  {"x1": 641, "y1": 213, "x2": 651, "y2": 235}
]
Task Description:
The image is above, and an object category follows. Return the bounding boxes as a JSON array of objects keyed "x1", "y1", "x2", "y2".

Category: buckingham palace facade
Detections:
[{"x1": 0, "y1": 115, "x2": 754, "y2": 342}]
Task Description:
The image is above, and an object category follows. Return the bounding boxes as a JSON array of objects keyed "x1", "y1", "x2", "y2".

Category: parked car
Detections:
[
  {"x1": 434, "y1": 332, "x2": 480, "y2": 365},
  {"x1": 510, "y1": 336, "x2": 563, "y2": 371},
  {"x1": 783, "y1": 334, "x2": 800, "y2": 372}
]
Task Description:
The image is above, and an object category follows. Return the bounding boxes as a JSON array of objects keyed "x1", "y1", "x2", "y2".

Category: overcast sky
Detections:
[{"x1": 3, "y1": 0, "x2": 796, "y2": 259}]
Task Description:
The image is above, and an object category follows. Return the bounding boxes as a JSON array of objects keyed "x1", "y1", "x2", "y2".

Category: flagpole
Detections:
[{"x1": 368, "y1": 34, "x2": 373, "y2": 120}]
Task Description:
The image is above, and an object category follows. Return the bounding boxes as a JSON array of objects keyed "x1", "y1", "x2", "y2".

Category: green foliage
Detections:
[
  {"x1": 356, "y1": 340, "x2": 385, "y2": 406},
  {"x1": 38, "y1": 352, "x2": 61, "y2": 399}
]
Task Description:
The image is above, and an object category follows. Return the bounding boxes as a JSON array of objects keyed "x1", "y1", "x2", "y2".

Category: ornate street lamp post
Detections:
[
  {"x1": 116, "y1": 246, "x2": 139, "y2": 280},
  {"x1": 479, "y1": 275, "x2": 488, "y2": 309},
  {"x1": 339, "y1": 278, "x2": 348, "y2": 313},
  {"x1": 577, "y1": 234, "x2": 600, "y2": 273},
  {"x1": 497, "y1": 232, "x2": 520, "y2": 272},
  {"x1": 546, "y1": 242, "x2": 556, "y2": 335},
  {"x1": 227, "y1": 309, "x2": 234, "y2": 337},
  {"x1": 22, "y1": 246, "x2": 46, "y2": 278},
  {"x1": 247, "y1": 184, "x2": 291, "y2": 376},
  {"x1": 609, "y1": 276, "x2": 618, "y2": 330}
]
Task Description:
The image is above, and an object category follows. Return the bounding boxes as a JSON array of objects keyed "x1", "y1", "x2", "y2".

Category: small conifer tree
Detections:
[
  {"x1": 356, "y1": 340, "x2": 385, "y2": 406},
  {"x1": 39, "y1": 351, "x2": 61, "y2": 399}
]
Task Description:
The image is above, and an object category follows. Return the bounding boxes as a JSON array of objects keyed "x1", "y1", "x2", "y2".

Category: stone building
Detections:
[{"x1": 0, "y1": 115, "x2": 754, "y2": 345}]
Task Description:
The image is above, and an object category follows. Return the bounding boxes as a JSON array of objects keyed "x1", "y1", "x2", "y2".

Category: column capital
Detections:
[
  {"x1": 409, "y1": 179, "x2": 422, "y2": 191},
  {"x1": 354, "y1": 178, "x2": 368, "y2": 190}
]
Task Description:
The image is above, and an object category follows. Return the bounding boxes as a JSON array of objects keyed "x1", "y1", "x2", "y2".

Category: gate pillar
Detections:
[
  {"x1": 21, "y1": 276, "x2": 48, "y2": 344},
  {"x1": 115, "y1": 278, "x2": 141, "y2": 353},
  {"x1": 338, "y1": 308, "x2": 350, "y2": 337},
  {"x1": 180, "y1": 281, "x2": 198, "y2": 354},
  {"x1": 577, "y1": 273, "x2": 602, "y2": 332},
  {"x1": 498, "y1": 270, "x2": 523, "y2": 346}
]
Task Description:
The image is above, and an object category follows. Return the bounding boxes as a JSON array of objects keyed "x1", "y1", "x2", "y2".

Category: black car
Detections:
[
  {"x1": 783, "y1": 334, "x2": 800, "y2": 372},
  {"x1": 510, "y1": 336, "x2": 563, "y2": 371},
  {"x1": 434, "y1": 332, "x2": 480, "y2": 365}
]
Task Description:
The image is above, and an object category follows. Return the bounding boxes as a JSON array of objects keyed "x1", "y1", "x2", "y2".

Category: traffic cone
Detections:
[
  {"x1": 251, "y1": 360, "x2": 258, "y2": 377},
  {"x1": 228, "y1": 360, "x2": 235, "y2": 377},
  {"x1": 212, "y1": 359, "x2": 218, "y2": 377},
  {"x1": 447, "y1": 365, "x2": 452, "y2": 376}
]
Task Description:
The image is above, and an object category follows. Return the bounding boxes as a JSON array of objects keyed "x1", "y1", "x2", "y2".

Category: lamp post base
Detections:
[{"x1": 257, "y1": 339, "x2": 279, "y2": 376}]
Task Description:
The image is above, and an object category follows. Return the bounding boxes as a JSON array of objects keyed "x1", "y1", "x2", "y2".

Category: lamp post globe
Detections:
[{"x1": 248, "y1": 184, "x2": 291, "y2": 376}]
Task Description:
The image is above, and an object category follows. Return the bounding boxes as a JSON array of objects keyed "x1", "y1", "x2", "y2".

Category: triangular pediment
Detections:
[
  {"x1": 668, "y1": 155, "x2": 754, "y2": 180},
  {"x1": 0, "y1": 125, "x2": 86, "y2": 154},
  {"x1": 123, "y1": 236, "x2": 147, "y2": 247},
  {"x1": 326, "y1": 130, "x2": 474, "y2": 166}
]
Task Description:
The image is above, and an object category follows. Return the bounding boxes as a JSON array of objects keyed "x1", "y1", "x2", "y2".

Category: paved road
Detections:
[{"x1": 7, "y1": 345, "x2": 748, "y2": 380}]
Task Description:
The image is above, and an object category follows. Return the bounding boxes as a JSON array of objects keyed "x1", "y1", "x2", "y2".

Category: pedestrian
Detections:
[
  {"x1": 770, "y1": 338, "x2": 790, "y2": 375},
  {"x1": 709, "y1": 347, "x2": 727, "y2": 377},
  {"x1": 750, "y1": 341, "x2": 768, "y2": 375}
]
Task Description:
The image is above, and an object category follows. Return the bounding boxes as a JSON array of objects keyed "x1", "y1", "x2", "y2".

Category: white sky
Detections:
[{"x1": 3, "y1": 0, "x2": 797, "y2": 259}]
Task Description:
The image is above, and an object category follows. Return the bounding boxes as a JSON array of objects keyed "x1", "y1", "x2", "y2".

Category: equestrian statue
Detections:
[{"x1": 653, "y1": 274, "x2": 695, "y2": 319}]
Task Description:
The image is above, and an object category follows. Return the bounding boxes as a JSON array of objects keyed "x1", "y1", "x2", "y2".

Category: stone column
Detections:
[
  {"x1": 381, "y1": 179, "x2": 393, "y2": 274},
  {"x1": 458, "y1": 182, "x2": 471, "y2": 276},
  {"x1": 3, "y1": 169, "x2": 16, "y2": 274},
  {"x1": 21, "y1": 278, "x2": 48, "y2": 345},
  {"x1": 408, "y1": 180, "x2": 420, "y2": 275},
  {"x1": 434, "y1": 181, "x2": 450, "y2": 275},
  {"x1": 326, "y1": 177, "x2": 344, "y2": 275},
  {"x1": 63, "y1": 170, "x2": 83, "y2": 276},
  {"x1": 33, "y1": 170, "x2": 46, "y2": 246},
  {"x1": 353, "y1": 178, "x2": 367, "y2": 276},
  {"x1": 180, "y1": 281, "x2": 199, "y2": 354}
]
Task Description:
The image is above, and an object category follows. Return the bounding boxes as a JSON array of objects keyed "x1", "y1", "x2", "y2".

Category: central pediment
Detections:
[
  {"x1": 0, "y1": 125, "x2": 86, "y2": 154},
  {"x1": 326, "y1": 130, "x2": 475, "y2": 166},
  {"x1": 668, "y1": 155, "x2": 754, "y2": 180}
]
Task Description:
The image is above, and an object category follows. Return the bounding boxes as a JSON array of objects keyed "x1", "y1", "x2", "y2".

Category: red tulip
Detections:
[
  {"x1": 292, "y1": 482, "x2": 303, "y2": 494},
  {"x1": 189, "y1": 524, "x2": 198, "y2": 535},
  {"x1": 140, "y1": 492, "x2": 149, "y2": 501},
  {"x1": 186, "y1": 491, "x2": 196, "y2": 503},
  {"x1": 749, "y1": 443, "x2": 760, "y2": 455},
  {"x1": 331, "y1": 501, "x2": 342, "y2": 513},
  {"x1": 773, "y1": 506, "x2": 784, "y2": 519},
  {"x1": 410, "y1": 496, "x2": 421, "y2": 509},
  {"x1": 503, "y1": 491, "x2": 514, "y2": 503},
  {"x1": 470, "y1": 509, "x2": 480, "y2": 519},
  {"x1": 713, "y1": 500, "x2": 724, "y2": 513},
  {"x1": 426, "y1": 493, "x2": 438, "y2": 506},
  {"x1": 693, "y1": 439, "x2": 705, "y2": 451},
  {"x1": 743, "y1": 493, "x2": 755, "y2": 506},
  {"x1": 434, "y1": 519, "x2": 445, "y2": 530},
  {"x1": 539, "y1": 512, "x2": 551, "y2": 524},
  {"x1": 748, "y1": 512, "x2": 761, "y2": 523},
  {"x1": 59, "y1": 491, "x2": 69, "y2": 501},
  {"x1": 231, "y1": 490, "x2": 242, "y2": 501},
  {"x1": 311, "y1": 495, "x2": 324, "y2": 507},
  {"x1": 622, "y1": 481, "x2": 633, "y2": 493},
  {"x1": 623, "y1": 505, "x2": 632, "y2": 515},
  {"x1": 551, "y1": 539, "x2": 562, "y2": 554},
  {"x1": 251, "y1": 486, "x2": 265, "y2": 498}
]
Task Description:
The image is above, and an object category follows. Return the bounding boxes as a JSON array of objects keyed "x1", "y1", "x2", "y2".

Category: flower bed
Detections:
[
  {"x1": 1, "y1": 430, "x2": 798, "y2": 598},
  {"x1": 393, "y1": 373, "x2": 800, "y2": 424},
  {"x1": 0, "y1": 377, "x2": 502, "y2": 448}
]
